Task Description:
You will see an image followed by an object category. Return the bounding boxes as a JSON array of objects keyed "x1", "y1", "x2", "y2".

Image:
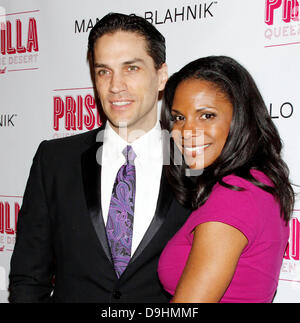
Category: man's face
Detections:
[{"x1": 93, "y1": 31, "x2": 168, "y2": 137}]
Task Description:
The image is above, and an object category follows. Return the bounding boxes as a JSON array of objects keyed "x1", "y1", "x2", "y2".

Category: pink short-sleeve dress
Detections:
[{"x1": 158, "y1": 170, "x2": 289, "y2": 303}]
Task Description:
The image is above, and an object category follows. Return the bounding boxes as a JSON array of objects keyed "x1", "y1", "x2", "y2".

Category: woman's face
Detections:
[{"x1": 171, "y1": 79, "x2": 233, "y2": 169}]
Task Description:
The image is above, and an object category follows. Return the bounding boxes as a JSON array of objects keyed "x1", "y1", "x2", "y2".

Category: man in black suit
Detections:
[{"x1": 9, "y1": 13, "x2": 190, "y2": 303}]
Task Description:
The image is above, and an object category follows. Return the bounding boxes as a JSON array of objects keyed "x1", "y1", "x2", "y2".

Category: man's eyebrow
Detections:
[
  {"x1": 123, "y1": 58, "x2": 146, "y2": 65},
  {"x1": 94, "y1": 58, "x2": 146, "y2": 69},
  {"x1": 94, "y1": 63, "x2": 109, "y2": 69}
]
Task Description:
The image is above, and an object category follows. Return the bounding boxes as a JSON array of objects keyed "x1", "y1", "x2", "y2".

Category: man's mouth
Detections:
[{"x1": 110, "y1": 100, "x2": 133, "y2": 109}]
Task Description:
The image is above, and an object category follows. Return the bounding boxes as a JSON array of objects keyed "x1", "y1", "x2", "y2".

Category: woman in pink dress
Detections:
[{"x1": 158, "y1": 56, "x2": 294, "y2": 303}]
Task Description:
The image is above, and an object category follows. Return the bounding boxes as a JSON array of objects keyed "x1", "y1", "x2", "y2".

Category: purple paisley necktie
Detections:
[{"x1": 106, "y1": 145, "x2": 136, "y2": 278}]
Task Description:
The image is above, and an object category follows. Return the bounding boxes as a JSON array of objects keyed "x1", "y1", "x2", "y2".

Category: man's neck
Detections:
[{"x1": 108, "y1": 120, "x2": 158, "y2": 143}]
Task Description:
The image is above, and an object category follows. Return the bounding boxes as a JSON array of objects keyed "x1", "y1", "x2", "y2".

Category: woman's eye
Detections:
[
  {"x1": 172, "y1": 115, "x2": 185, "y2": 122},
  {"x1": 201, "y1": 113, "x2": 216, "y2": 120}
]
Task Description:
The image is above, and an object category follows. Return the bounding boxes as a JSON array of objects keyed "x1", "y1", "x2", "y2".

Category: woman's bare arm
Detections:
[{"x1": 172, "y1": 221, "x2": 248, "y2": 303}]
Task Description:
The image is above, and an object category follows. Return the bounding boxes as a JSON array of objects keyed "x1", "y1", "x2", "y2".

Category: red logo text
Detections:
[
  {"x1": 265, "y1": 0, "x2": 299, "y2": 25},
  {"x1": 53, "y1": 94, "x2": 102, "y2": 131},
  {"x1": 0, "y1": 201, "x2": 19, "y2": 235},
  {"x1": 0, "y1": 17, "x2": 39, "y2": 55},
  {"x1": 285, "y1": 217, "x2": 300, "y2": 261}
]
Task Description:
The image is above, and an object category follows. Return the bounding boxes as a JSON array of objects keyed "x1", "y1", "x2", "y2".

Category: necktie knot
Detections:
[{"x1": 122, "y1": 145, "x2": 136, "y2": 164}]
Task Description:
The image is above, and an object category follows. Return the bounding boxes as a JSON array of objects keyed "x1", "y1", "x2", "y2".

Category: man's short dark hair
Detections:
[{"x1": 88, "y1": 12, "x2": 166, "y2": 69}]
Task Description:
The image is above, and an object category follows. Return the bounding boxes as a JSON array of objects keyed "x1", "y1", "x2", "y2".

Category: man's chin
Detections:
[{"x1": 109, "y1": 119, "x2": 131, "y2": 130}]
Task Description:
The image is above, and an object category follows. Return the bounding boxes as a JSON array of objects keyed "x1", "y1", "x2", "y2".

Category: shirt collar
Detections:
[{"x1": 103, "y1": 120, "x2": 162, "y2": 164}]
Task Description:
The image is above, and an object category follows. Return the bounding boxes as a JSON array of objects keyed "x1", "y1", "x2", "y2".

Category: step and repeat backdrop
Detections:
[{"x1": 0, "y1": 0, "x2": 299, "y2": 303}]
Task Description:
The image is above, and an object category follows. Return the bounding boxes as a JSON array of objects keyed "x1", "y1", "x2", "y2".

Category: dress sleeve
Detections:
[{"x1": 185, "y1": 176, "x2": 262, "y2": 250}]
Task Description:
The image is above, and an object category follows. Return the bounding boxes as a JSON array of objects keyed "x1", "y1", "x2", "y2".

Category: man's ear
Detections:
[{"x1": 158, "y1": 63, "x2": 168, "y2": 92}]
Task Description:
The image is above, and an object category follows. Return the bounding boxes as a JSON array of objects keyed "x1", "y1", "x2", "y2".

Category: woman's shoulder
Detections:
[
  {"x1": 187, "y1": 170, "x2": 274, "y2": 243},
  {"x1": 191, "y1": 170, "x2": 275, "y2": 223},
  {"x1": 217, "y1": 169, "x2": 273, "y2": 194},
  {"x1": 223, "y1": 169, "x2": 271, "y2": 185}
]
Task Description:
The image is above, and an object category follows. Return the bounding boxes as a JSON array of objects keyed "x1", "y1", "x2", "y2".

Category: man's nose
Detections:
[{"x1": 109, "y1": 72, "x2": 127, "y2": 93}]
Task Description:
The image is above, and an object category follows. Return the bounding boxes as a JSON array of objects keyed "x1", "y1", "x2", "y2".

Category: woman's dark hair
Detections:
[
  {"x1": 88, "y1": 12, "x2": 166, "y2": 69},
  {"x1": 161, "y1": 55, "x2": 294, "y2": 224}
]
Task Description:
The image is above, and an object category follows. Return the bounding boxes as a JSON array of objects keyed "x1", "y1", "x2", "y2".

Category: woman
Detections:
[{"x1": 158, "y1": 56, "x2": 294, "y2": 303}]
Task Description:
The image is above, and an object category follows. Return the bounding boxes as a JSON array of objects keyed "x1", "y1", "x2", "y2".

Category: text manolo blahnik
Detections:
[{"x1": 75, "y1": 2, "x2": 218, "y2": 33}]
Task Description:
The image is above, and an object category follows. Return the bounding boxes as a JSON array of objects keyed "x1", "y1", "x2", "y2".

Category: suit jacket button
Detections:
[{"x1": 113, "y1": 290, "x2": 122, "y2": 299}]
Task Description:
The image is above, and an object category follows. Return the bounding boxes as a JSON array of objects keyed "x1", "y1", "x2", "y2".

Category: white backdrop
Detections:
[{"x1": 0, "y1": 0, "x2": 299, "y2": 303}]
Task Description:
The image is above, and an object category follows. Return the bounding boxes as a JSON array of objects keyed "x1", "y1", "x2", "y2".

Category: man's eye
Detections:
[
  {"x1": 98, "y1": 69, "x2": 110, "y2": 76},
  {"x1": 127, "y1": 66, "x2": 139, "y2": 72}
]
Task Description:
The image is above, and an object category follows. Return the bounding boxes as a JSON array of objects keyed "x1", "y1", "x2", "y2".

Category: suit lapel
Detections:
[
  {"x1": 130, "y1": 126, "x2": 173, "y2": 264},
  {"x1": 81, "y1": 125, "x2": 174, "y2": 267},
  {"x1": 81, "y1": 126, "x2": 112, "y2": 263},
  {"x1": 130, "y1": 167, "x2": 172, "y2": 263}
]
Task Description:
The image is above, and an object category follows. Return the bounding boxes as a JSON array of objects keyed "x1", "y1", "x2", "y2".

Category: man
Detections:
[{"x1": 9, "y1": 13, "x2": 190, "y2": 303}]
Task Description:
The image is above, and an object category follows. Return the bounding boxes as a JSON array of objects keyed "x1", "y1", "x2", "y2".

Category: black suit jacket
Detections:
[{"x1": 9, "y1": 125, "x2": 191, "y2": 303}]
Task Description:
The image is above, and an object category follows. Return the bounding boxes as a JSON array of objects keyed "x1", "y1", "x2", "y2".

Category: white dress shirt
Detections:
[{"x1": 101, "y1": 121, "x2": 163, "y2": 254}]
